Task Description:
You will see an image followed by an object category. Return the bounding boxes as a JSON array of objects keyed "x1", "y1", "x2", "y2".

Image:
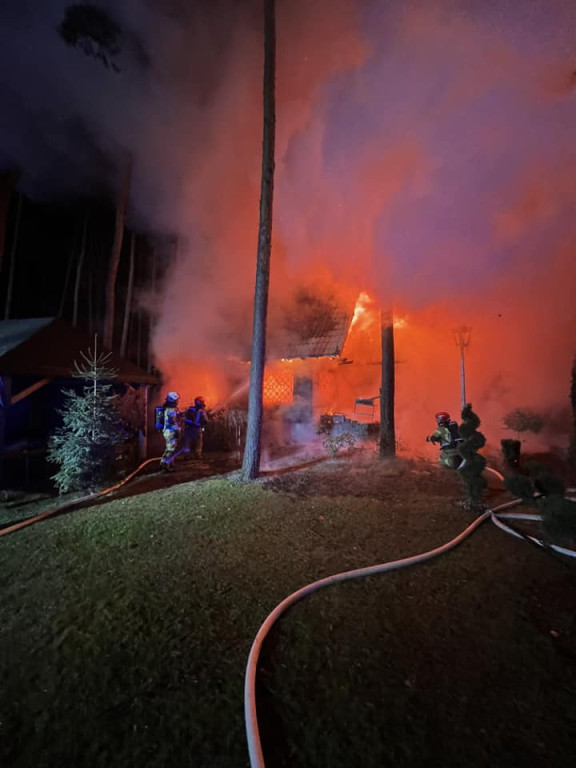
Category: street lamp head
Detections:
[{"x1": 453, "y1": 325, "x2": 472, "y2": 350}]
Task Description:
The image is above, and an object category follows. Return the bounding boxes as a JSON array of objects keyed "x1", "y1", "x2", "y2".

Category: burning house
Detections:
[{"x1": 228, "y1": 291, "x2": 385, "y2": 450}]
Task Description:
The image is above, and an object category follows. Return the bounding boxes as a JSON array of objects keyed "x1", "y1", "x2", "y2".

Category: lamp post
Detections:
[{"x1": 453, "y1": 325, "x2": 472, "y2": 412}]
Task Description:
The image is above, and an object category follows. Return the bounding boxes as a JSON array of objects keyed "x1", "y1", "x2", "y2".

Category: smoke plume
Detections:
[{"x1": 1, "y1": 0, "x2": 575, "y2": 453}]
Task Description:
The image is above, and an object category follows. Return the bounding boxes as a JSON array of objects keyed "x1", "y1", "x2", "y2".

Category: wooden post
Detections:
[
  {"x1": 379, "y1": 312, "x2": 396, "y2": 457},
  {"x1": 0, "y1": 375, "x2": 11, "y2": 489},
  {"x1": 11, "y1": 378, "x2": 52, "y2": 405},
  {"x1": 138, "y1": 385, "x2": 149, "y2": 460}
]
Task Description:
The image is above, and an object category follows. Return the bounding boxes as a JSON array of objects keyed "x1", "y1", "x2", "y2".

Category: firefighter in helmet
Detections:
[
  {"x1": 426, "y1": 411, "x2": 463, "y2": 469},
  {"x1": 183, "y1": 396, "x2": 208, "y2": 460},
  {"x1": 160, "y1": 391, "x2": 181, "y2": 471}
]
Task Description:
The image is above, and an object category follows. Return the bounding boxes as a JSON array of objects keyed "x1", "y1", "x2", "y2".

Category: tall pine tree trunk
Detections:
[
  {"x1": 0, "y1": 169, "x2": 19, "y2": 276},
  {"x1": 379, "y1": 311, "x2": 396, "y2": 456},
  {"x1": 103, "y1": 157, "x2": 131, "y2": 349},
  {"x1": 146, "y1": 238, "x2": 159, "y2": 373},
  {"x1": 120, "y1": 232, "x2": 135, "y2": 357},
  {"x1": 241, "y1": 0, "x2": 276, "y2": 481},
  {"x1": 72, "y1": 207, "x2": 88, "y2": 327},
  {"x1": 4, "y1": 192, "x2": 23, "y2": 320},
  {"x1": 137, "y1": 309, "x2": 142, "y2": 368},
  {"x1": 59, "y1": 219, "x2": 79, "y2": 318}
]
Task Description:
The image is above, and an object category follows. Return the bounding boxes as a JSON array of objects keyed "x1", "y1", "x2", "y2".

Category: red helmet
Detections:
[
  {"x1": 435, "y1": 411, "x2": 450, "y2": 425},
  {"x1": 194, "y1": 396, "x2": 206, "y2": 408}
]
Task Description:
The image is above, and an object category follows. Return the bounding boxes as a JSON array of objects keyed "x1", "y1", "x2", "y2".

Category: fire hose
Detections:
[
  {"x1": 0, "y1": 398, "x2": 232, "y2": 539},
  {"x1": 244, "y1": 492, "x2": 576, "y2": 768},
  {"x1": 1, "y1": 451, "x2": 573, "y2": 764},
  {"x1": 0, "y1": 456, "x2": 162, "y2": 538}
]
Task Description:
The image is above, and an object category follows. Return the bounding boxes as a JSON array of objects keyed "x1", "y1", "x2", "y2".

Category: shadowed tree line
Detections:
[
  {"x1": 0, "y1": 5, "x2": 168, "y2": 370},
  {"x1": 0, "y1": 181, "x2": 169, "y2": 371}
]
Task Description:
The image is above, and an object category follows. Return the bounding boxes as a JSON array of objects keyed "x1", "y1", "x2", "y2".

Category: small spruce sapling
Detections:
[
  {"x1": 457, "y1": 404, "x2": 487, "y2": 513},
  {"x1": 48, "y1": 339, "x2": 126, "y2": 493}
]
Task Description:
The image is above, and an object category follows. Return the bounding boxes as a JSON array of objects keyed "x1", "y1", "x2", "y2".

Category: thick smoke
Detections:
[{"x1": 1, "y1": 0, "x2": 575, "y2": 453}]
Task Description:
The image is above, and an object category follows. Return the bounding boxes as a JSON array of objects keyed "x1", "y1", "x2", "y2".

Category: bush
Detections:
[
  {"x1": 323, "y1": 432, "x2": 356, "y2": 458},
  {"x1": 503, "y1": 408, "x2": 545, "y2": 435},
  {"x1": 504, "y1": 473, "x2": 576, "y2": 546},
  {"x1": 501, "y1": 438, "x2": 521, "y2": 467},
  {"x1": 457, "y1": 404, "x2": 487, "y2": 513}
]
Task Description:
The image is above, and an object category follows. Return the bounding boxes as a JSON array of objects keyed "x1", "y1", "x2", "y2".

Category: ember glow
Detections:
[
  {"x1": 350, "y1": 292, "x2": 374, "y2": 329},
  {"x1": 150, "y1": 0, "x2": 576, "y2": 455},
  {"x1": 263, "y1": 366, "x2": 293, "y2": 406}
]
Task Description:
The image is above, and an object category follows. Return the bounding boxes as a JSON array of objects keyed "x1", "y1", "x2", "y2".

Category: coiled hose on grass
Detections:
[
  {"x1": 244, "y1": 490, "x2": 576, "y2": 768},
  {"x1": 0, "y1": 456, "x2": 162, "y2": 538}
]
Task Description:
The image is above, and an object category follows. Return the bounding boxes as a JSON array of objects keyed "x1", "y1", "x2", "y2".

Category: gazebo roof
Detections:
[
  {"x1": 283, "y1": 304, "x2": 352, "y2": 360},
  {"x1": 0, "y1": 318, "x2": 159, "y2": 384}
]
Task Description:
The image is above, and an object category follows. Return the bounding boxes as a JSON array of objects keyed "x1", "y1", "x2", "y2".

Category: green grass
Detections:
[{"x1": 0, "y1": 460, "x2": 574, "y2": 767}]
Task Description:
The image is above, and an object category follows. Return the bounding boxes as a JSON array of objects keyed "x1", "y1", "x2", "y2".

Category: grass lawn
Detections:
[{"x1": 0, "y1": 452, "x2": 575, "y2": 767}]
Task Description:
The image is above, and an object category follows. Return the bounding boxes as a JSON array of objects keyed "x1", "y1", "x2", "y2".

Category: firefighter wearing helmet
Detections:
[
  {"x1": 426, "y1": 411, "x2": 463, "y2": 469},
  {"x1": 159, "y1": 391, "x2": 181, "y2": 471},
  {"x1": 183, "y1": 396, "x2": 208, "y2": 460}
]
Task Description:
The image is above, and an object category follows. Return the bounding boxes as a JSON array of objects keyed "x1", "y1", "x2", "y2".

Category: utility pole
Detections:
[{"x1": 453, "y1": 325, "x2": 472, "y2": 412}]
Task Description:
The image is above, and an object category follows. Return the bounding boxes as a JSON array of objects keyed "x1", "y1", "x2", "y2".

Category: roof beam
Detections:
[{"x1": 11, "y1": 378, "x2": 52, "y2": 405}]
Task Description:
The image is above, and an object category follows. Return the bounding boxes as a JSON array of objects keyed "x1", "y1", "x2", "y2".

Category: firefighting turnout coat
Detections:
[{"x1": 428, "y1": 421, "x2": 463, "y2": 469}]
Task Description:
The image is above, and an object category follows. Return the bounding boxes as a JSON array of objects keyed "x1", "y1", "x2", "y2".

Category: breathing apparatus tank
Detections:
[{"x1": 154, "y1": 406, "x2": 166, "y2": 431}]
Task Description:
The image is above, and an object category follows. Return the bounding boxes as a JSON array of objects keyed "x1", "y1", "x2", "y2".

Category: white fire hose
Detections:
[{"x1": 244, "y1": 491, "x2": 576, "y2": 768}]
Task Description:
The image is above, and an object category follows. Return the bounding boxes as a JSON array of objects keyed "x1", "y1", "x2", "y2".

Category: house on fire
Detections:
[
  {"x1": 260, "y1": 292, "x2": 383, "y2": 428},
  {"x1": 0, "y1": 317, "x2": 159, "y2": 490}
]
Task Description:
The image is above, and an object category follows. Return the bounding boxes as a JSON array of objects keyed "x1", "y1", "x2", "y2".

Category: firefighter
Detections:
[
  {"x1": 160, "y1": 391, "x2": 181, "y2": 471},
  {"x1": 426, "y1": 411, "x2": 463, "y2": 469},
  {"x1": 183, "y1": 396, "x2": 208, "y2": 460}
]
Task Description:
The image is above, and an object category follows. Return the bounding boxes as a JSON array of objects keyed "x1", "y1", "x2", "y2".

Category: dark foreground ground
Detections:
[{"x1": 0, "y1": 448, "x2": 574, "y2": 767}]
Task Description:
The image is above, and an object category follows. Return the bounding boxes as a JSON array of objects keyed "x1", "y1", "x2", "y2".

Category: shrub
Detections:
[
  {"x1": 323, "y1": 432, "x2": 356, "y2": 458},
  {"x1": 457, "y1": 404, "x2": 487, "y2": 513},
  {"x1": 503, "y1": 408, "x2": 545, "y2": 435},
  {"x1": 501, "y1": 438, "x2": 521, "y2": 467},
  {"x1": 504, "y1": 473, "x2": 576, "y2": 546}
]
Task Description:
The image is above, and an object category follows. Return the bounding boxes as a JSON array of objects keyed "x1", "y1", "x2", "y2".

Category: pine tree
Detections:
[
  {"x1": 241, "y1": 0, "x2": 276, "y2": 480},
  {"x1": 457, "y1": 403, "x2": 487, "y2": 513},
  {"x1": 48, "y1": 338, "x2": 126, "y2": 493}
]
